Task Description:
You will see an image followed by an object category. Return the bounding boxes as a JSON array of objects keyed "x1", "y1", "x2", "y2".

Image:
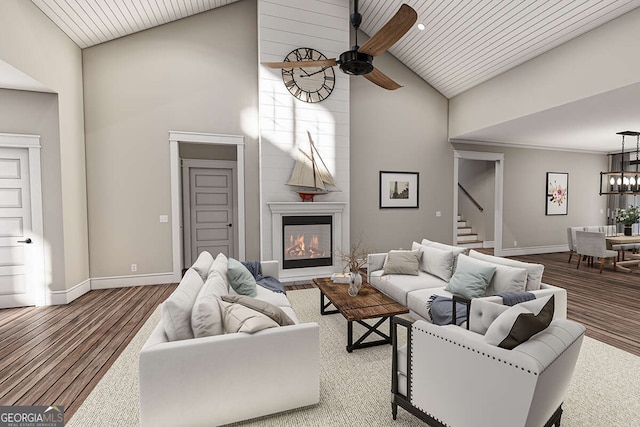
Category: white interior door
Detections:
[
  {"x1": 0, "y1": 147, "x2": 38, "y2": 308},
  {"x1": 188, "y1": 167, "x2": 235, "y2": 263}
]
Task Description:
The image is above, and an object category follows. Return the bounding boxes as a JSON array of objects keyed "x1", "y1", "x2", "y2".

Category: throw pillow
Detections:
[
  {"x1": 383, "y1": 250, "x2": 422, "y2": 275},
  {"x1": 207, "y1": 252, "x2": 229, "y2": 295},
  {"x1": 191, "y1": 251, "x2": 214, "y2": 281},
  {"x1": 484, "y1": 295, "x2": 555, "y2": 350},
  {"x1": 227, "y1": 258, "x2": 257, "y2": 297},
  {"x1": 444, "y1": 254, "x2": 496, "y2": 299},
  {"x1": 191, "y1": 271, "x2": 229, "y2": 338},
  {"x1": 218, "y1": 300, "x2": 279, "y2": 333},
  {"x1": 411, "y1": 241, "x2": 455, "y2": 281},
  {"x1": 469, "y1": 250, "x2": 544, "y2": 291},
  {"x1": 222, "y1": 295, "x2": 295, "y2": 326},
  {"x1": 161, "y1": 268, "x2": 204, "y2": 341}
]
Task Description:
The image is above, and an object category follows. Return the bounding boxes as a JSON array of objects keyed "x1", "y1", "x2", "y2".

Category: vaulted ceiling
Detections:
[{"x1": 22, "y1": 0, "x2": 640, "y2": 151}]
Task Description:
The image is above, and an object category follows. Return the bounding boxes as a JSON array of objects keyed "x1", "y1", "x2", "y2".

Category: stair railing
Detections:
[{"x1": 458, "y1": 183, "x2": 484, "y2": 212}]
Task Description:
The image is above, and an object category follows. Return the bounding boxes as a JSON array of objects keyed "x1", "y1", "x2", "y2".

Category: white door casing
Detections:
[
  {"x1": 0, "y1": 133, "x2": 45, "y2": 308},
  {"x1": 182, "y1": 160, "x2": 237, "y2": 264},
  {"x1": 453, "y1": 150, "x2": 504, "y2": 256},
  {"x1": 169, "y1": 131, "x2": 245, "y2": 282}
]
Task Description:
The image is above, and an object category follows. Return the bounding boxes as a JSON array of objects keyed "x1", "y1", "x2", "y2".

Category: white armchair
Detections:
[
  {"x1": 575, "y1": 230, "x2": 617, "y2": 273},
  {"x1": 392, "y1": 299, "x2": 585, "y2": 427}
]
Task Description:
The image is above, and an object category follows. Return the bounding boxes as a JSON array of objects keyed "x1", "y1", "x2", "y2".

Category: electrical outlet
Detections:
[
  {"x1": 160, "y1": 215, "x2": 168, "y2": 223},
  {"x1": 513, "y1": 241, "x2": 517, "y2": 247},
  {"x1": 435, "y1": 211, "x2": 441, "y2": 217},
  {"x1": 131, "y1": 264, "x2": 137, "y2": 272}
]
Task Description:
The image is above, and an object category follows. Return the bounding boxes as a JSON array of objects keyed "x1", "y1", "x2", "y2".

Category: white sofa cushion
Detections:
[
  {"x1": 252, "y1": 285, "x2": 291, "y2": 308},
  {"x1": 469, "y1": 250, "x2": 544, "y2": 291},
  {"x1": 161, "y1": 268, "x2": 204, "y2": 341},
  {"x1": 219, "y1": 300, "x2": 279, "y2": 333},
  {"x1": 370, "y1": 269, "x2": 444, "y2": 306},
  {"x1": 484, "y1": 295, "x2": 555, "y2": 349},
  {"x1": 383, "y1": 250, "x2": 422, "y2": 275},
  {"x1": 191, "y1": 256, "x2": 229, "y2": 338},
  {"x1": 191, "y1": 251, "x2": 214, "y2": 281},
  {"x1": 412, "y1": 241, "x2": 454, "y2": 282}
]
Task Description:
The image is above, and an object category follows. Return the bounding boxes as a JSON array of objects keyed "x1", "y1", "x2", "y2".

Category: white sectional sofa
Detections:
[
  {"x1": 139, "y1": 252, "x2": 320, "y2": 427},
  {"x1": 367, "y1": 239, "x2": 567, "y2": 323}
]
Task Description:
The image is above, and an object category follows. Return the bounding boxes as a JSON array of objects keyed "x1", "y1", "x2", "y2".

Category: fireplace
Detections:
[{"x1": 282, "y1": 215, "x2": 333, "y2": 269}]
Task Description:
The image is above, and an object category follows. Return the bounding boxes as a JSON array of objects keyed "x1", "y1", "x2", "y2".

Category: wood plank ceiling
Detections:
[{"x1": 31, "y1": 0, "x2": 640, "y2": 98}]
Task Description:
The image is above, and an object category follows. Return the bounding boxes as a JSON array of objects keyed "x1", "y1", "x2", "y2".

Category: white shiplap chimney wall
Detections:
[{"x1": 258, "y1": 0, "x2": 350, "y2": 265}]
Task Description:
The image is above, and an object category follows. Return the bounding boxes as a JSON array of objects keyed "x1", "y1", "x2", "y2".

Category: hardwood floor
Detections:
[
  {"x1": 0, "y1": 284, "x2": 177, "y2": 420},
  {"x1": 0, "y1": 250, "x2": 638, "y2": 422}
]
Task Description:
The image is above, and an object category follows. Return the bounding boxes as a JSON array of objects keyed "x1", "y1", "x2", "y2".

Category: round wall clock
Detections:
[{"x1": 281, "y1": 48, "x2": 335, "y2": 103}]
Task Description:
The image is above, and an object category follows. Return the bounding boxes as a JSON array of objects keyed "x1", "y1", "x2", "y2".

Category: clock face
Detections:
[{"x1": 282, "y1": 48, "x2": 335, "y2": 103}]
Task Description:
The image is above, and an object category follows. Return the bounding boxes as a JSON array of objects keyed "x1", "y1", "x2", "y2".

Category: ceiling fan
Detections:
[{"x1": 262, "y1": 1, "x2": 417, "y2": 90}]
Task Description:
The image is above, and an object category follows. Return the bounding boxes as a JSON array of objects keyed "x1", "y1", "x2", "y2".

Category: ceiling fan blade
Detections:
[
  {"x1": 261, "y1": 58, "x2": 337, "y2": 69},
  {"x1": 363, "y1": 67, "x2": 402, "y2": 90},
  {"x1": 358, "y1": 4, "x2": 417, "y2": 57}
]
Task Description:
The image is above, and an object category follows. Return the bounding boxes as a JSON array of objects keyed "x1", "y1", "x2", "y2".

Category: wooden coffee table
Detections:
[{"x1": 313, "y1": 277, "x2": 409, "y2": 352}]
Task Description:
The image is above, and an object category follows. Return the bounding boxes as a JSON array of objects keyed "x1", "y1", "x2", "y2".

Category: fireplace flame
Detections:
[{"x1": 285, "y1": 234, "x2": 326, "y2": 258}]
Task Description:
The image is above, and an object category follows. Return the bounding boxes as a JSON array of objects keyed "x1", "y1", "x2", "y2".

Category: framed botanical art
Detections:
[
  {"x1": 379, "y1": 171, "x2": 419, "y2": 209},
  {"x1": 546, "y1": 172, "x2": 568, "y2": 215}
]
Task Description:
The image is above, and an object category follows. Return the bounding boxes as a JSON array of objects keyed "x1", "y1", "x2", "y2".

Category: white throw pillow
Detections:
[
  {"x1": 484, "y1": 295, "x2": 555, "y2": 349},
  {"x1": 484, "y1": 263, "x2": 528, "y2": 296},
  {"x1": 161, "y1": 268, "x2": 204, "y2": 341},
  {"x1": 412, "y1": 241, "x2": 455, "y2": 281},
  {"x1": 469, "y1": 250, "x2": 544, "y2": 291},
  {"x1": 219, "y1": 300, "x2": 279, "y2": 333},
  {"x1": 191, "y1": 251, "x2": 214, "y2": 281},
  {"x1": 207, "y1": 252, "x2": 229, "y2": 295},
  {"x1": 191, "y1": 270, "x2": 228, "y2": 338}
]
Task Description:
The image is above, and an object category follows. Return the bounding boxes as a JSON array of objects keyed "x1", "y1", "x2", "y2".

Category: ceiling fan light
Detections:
[{"x1": 417, "y1": 23, "x2": 425, "y2": 30}]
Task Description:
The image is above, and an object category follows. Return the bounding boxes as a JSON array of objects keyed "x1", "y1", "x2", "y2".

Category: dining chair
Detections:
[{"x1": 575, "y1": 231, "x2": 617, "y2": 273}]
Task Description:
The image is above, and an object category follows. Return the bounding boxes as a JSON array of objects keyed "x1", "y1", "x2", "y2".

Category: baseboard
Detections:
[
  {"x1": 46, "y1": 278, "x2": 91, "y2": 305},
  {"x1": 91, "y1": 272, "x2": 176, "y2": 290},
  {"x1": 482, "y1": 241, "x2": 495, "y2": 248},
  {"x1": 499, "y1": 244, "x2": 569, "y2": 257}
]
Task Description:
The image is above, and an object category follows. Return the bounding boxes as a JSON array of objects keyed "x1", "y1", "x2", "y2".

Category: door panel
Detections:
[
  {"x1": 189, "y1": 167, "x2": 235, "y2": 264},
  {"x1": 0, "y1": 147, "x2": 35, "y2": 307}
]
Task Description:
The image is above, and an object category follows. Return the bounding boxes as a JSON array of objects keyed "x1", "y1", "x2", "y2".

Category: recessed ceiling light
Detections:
[{"x1": 417, "y1": 23, "x2": 425, "y2": 31}]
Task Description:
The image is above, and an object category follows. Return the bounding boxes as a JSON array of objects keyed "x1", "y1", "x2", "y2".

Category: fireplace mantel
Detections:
[{"x1": 268, "y1": 202, "x2": 347, "y2": 280}]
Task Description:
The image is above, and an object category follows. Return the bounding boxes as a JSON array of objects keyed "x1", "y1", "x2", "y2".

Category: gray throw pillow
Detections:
[
  {"x1": 445, "y1": 254, "x2": 496, "y2": 299},
  {"x1": 218, "y1": 300, "x2": 279, "y2": 334},
  {"x1": 227, "y1": 258, "x2": 257, "y2": 297},
  {"x1": 222, "y1": 295, "x2": 294, "y2": 326},
  {"x1": 484, "y1": 295, "x2": 555, "y2": 350},
  {"x1": 383, "y1": 250, "x2": 422, "y2": 275}
]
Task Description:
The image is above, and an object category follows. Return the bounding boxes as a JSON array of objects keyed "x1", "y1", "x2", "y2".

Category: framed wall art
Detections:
[
  {"x1": 379, "y1": 171, "x2": 419, "y2": 209},
  {"x1": 546, "y1": 172, "x2": 568, "y2": 215}
]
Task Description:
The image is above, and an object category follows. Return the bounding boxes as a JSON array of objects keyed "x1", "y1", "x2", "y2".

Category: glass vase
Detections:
[{"x1": 348, "y1": 272, "x2": 362, "y2": 296}]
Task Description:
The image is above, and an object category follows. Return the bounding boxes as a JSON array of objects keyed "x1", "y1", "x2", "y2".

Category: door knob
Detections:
[
  {"x1": 227, "y1": 223, "x2": 233, "y2": 227},
  {"x1": 18, "y1": 238, "x2": 32, "y2": 244}
]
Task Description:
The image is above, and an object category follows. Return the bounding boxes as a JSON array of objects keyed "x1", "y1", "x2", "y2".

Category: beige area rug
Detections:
[{"x1": 68, "y1": 288, "x2": 640, "y2": 426}]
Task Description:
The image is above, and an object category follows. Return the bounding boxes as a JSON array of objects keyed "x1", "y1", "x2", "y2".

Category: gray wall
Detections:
[
  {"x1": 83, "y1": 0, "x2": 260, "y2": 277},
  {"x1": 453, "y1": 143, "x2": 608, "y2": 250},
  {"x1": 458, "y1": 159, "x2": 495, "y2": 242},
  {"x1": 0, "y1": 89, "x2": 66, "y2": 291},
  {"x1": 350, "y1": 36, "x2": 451, "y2": 253},
  {"x1": 0, "y1": 0, "x2": 88, "y2": 290}
]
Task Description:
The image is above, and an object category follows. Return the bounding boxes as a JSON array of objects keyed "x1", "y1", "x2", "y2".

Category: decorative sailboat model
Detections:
[{"x1": 287, "y1": 131, "x2": 338, "y2": 201}]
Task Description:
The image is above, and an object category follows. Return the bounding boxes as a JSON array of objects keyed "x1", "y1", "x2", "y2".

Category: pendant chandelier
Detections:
[{"x1": 599, "y1": 131, "x2": 640, "y2": 195}]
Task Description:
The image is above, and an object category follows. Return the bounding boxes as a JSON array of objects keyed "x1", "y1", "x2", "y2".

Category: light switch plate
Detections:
[{"x1": 160, "y1": 215, "x2": 168, "y2": 223}]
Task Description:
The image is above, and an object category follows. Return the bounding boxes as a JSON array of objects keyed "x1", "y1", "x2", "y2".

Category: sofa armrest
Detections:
[
  {"x1": 535, "y1": 283, "x2": 567, "y2": 319},
  {"x1": 261, "y1": 260, "x2": 279, "y2": 280},
  {"x1": 140, "y1": 321, "x2": 319, "y2": 427},
  {"x1": 367, "y1": 253, "x2": 387, "y2": 280}
]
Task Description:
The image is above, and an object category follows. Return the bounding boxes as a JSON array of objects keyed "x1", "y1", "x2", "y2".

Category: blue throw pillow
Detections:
[
  {"x1": 227, "y1": 258, "x2": 257, "y2": 297},
  {"x1": 445, "y1": 254, "x2": 496, "y2": 300}
]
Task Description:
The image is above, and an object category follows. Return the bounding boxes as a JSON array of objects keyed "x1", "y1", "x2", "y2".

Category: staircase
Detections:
[{"x1": 457, "y1": 215, "x2": 483, "y2": 249}]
